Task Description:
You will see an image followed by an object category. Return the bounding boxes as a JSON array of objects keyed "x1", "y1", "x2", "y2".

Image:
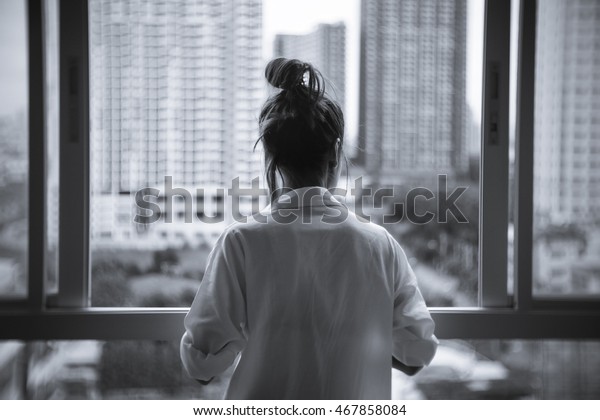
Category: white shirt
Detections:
[{"x1": 180, "y1": 186, "x2": 438, "y2": 399}]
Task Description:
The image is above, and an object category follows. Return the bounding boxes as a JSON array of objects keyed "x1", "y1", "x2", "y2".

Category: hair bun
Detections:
[
  {"x1": 257, "y1": 58, "x2": 345, "y2": 200},
  {"x1": 265, "y1": 57, "x2": 307, "y2": 90}
]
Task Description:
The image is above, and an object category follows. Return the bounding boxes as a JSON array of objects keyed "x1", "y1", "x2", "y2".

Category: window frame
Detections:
[
  {"x1": 1, "y1": 0, "x2": 599, "y2": 341},
  {"x1": 479, "y1": 0, "x2": 511, "y2": 307},
  {"x1": 56, "y1": 0, "x2": 90, "y2": 308}
]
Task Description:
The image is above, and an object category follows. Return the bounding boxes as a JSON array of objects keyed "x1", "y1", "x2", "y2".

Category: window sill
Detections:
[{"x1": 0, "y1": 307, "x2": 599, "y2": 340}]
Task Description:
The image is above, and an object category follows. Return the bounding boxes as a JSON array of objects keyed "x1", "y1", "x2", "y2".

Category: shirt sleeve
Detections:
[
  {"x1": 180, "y1": 227, "x2": 247, "y2": 381},
  {"x1": 388, "y1": 234, "x2": 438, "y2": 368}
]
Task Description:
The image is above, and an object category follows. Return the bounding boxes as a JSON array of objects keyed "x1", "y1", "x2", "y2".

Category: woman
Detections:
[{"x1": 180, "y1": 58, "x2": 437, "y2": 399}]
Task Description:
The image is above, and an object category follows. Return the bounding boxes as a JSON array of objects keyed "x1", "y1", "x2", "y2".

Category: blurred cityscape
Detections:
[
  {"x1": 1, "y1": 0, "x2": 599, "y2": 400},
  {"x1": 532, "y1": 0, "x2": 600, "y2": 295},
  {"x1": 83, "y1": 0, "x2": 481, "y2": 308}
]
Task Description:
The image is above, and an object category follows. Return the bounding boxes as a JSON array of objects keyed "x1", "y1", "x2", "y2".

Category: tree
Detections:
[
  {"x1": 152, "y1": 248, "x2": 180, "y2": 274},
  {"x1": 91, "y1": 261, "x2": 132, "y2": 307}
]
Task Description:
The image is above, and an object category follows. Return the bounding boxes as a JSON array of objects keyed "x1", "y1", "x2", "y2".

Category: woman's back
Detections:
[{"x1": 181, "y1": 187, "x2": 437, "y2": 399}]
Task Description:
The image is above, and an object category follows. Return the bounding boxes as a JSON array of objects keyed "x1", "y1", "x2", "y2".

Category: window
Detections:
[
  {"x1": 89, "y1": 0, "x2": 263, "y2": 303},
  {"x1": 352, "y1": 0, "x2": 482, "y2": 307},
  {"x1": 0, "y1": 0, "x2": 599, "y2": 400},
  {"x1": 85, "y1": 0, "x2": 484, "y2": 308}
]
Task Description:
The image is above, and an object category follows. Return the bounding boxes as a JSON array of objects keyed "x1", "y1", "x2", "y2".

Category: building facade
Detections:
[
  {"x1": 88, "y1": 0, "x2": 264, "y2": 248},
  {"x1": 358, "y1": 0, "x2": 467, "y2": 185},
  {"x1": 534, "y1": 0, "x2": 600, "y2": 225}
]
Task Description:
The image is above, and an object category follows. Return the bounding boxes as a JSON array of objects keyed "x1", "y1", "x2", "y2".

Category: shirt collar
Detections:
[{"x1": 271, "y1": 186, "x2": 346, "y2": 210}]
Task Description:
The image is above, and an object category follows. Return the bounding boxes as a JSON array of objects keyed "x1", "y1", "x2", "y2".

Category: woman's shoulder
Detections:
[
  {"x1": 347, "y1": 210, "x2": 410, "y2": 251},
  {"x1": 215, "y1": 216, "x2": 272, "y2": 243},
  {"x1": 345, "y1": 209, "x2": 393, "y2": 238}
]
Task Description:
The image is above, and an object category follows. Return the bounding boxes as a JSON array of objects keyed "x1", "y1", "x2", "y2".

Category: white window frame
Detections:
[{"x1": 1, "y1": 0, "x2": 599, "y2": 341}]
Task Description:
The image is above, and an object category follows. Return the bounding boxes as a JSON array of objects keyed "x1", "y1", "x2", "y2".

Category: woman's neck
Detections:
[{"x1": 279, "y1": 173, "x2": 336, "y2": 191}]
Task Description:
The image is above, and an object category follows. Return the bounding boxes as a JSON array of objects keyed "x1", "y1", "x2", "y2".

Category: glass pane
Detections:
[
  {"x1": 0, "y1": 340, "x2": 213, "y2": 399},
  {"x1": 533, "y1": 0, "x2": 600, "y2": 296},
  {"x1": 1, "y1": 339, "x2": 598, "y2": 399},
  {"x1": 0, "y1": 0, "x2": 28, "y2": 297},
  {"x1": 88, "y1": 0, "x2": 265, "y2": 306},
  {"x1": 346, "y1": 0, "x2": 482, "y2": 307},
  {"x1": 88, "y1": 0, "x2": 482, "y2": 308},
  {"x1": 45, "y1": 0, "x2": 59, "y2": 294},
  {"x1": 399, "y1": 339, "x2": 600, "y2": 399},
  {"x1": 507, "y1": 0, "x2": 520, "y2": 298}
]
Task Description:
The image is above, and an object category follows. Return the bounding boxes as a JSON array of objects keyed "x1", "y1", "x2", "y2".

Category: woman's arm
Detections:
[
  {"x1": 180, "y1": 228, "x2": 247, "y2": 382},
  {"x1": 388, "y1": 234, "x2": 438, "y2": 372}
]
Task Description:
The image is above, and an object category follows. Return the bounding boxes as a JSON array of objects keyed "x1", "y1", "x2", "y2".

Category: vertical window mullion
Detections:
[
  {"x1": 57, "y1": 0, "x2": 90, "y2": 307},
  {"x1": 513, "y1": 0, "x2": 536, "y2": 311},
  {"x1": 479, "y1": 0, "x2": 511, "y2": 307},
  {"x1": 27, "y1": 0, "x2": 46, "y2": 311}
]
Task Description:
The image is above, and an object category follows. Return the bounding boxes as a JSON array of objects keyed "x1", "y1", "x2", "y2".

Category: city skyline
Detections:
[
  {"x1": 263, "y1": 0, "x2": 484, "y2": 146},
  {"x1": 88, "y1": 0, "x2": 264, "y2": 248},
  {"x1": 0, "y1": 0, "x2": 484, "y2": 145}
]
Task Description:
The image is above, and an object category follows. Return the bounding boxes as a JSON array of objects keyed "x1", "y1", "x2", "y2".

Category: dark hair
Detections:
[{"x1": 255, "y1": 58, "x2": 345, "y2": 200}]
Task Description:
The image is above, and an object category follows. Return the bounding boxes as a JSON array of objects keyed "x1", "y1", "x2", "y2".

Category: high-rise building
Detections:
[
  {"x1": 534, "y1": 0, "x2": 600, "y2": 225},
  {"x1": 90, "y1": 0, "x2": 264, "y2": 193},
  {"x1": 274, "y1": 22, "x2": 346, "y2": 111},
  {"x1": 358, "y1": 0, "x2": 467, "y2": 185},
  {"x1": 88, "y1": 0, "x2": 264, "y2": 248},
  {"x1": 532, "y1": 0, "x2": 600, "y2": 294}
]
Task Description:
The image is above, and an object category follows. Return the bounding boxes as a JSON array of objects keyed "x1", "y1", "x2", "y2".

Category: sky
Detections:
[
  {"x1": 0, "y1": 0, "x2": 27, "y2": 117},
  {"x1": 0, "y1": 0, "x2": 485, "y2": 131}
]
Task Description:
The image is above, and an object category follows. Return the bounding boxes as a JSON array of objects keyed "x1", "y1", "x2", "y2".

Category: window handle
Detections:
[{"x1": 486, "y1": 61, "x2": 500, "y2": 146}]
